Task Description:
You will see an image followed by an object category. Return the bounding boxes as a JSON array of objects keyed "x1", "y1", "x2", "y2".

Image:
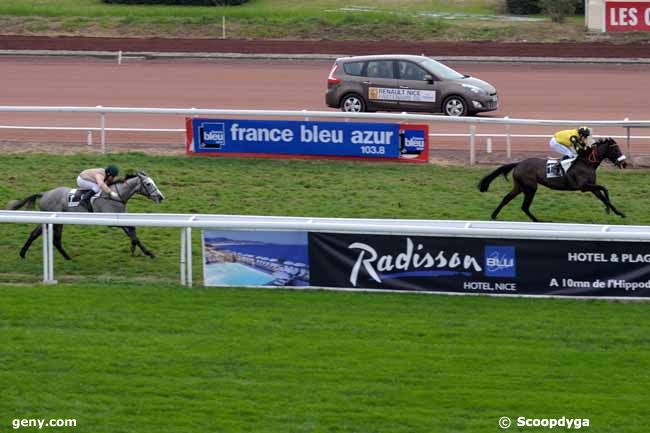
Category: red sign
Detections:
[{"x1": 606, "y1": 1, "x2": 650, "y2": 31}]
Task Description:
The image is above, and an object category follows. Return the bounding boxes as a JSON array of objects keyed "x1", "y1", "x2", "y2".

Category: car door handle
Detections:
[
  {"x1": 362, "y1": 81, "x2": 371, "y2": 85},
  {"x1": 399, "y1": 86, "x2": 409, "y2": 89}
]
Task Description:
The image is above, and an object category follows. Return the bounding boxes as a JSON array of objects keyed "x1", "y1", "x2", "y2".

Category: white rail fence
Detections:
[
  {"x1": 1, "y1": 106, "x2": 650, "y2": 164},
  {"x1": 3, "y1": 210, "x2": 650, "y2": 291}
]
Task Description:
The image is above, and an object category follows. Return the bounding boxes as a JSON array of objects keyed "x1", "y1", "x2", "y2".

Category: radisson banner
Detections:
[
  {"x1": 202, "y1": 229, "x2": 650, "y2": 298},
  {"x1": 307, "y1": 232, "x2": 650, "y2": 297}
]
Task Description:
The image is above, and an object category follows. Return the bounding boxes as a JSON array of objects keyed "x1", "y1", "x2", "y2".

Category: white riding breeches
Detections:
[
  {"x1": 76, "y1": 176, "x2": 101, "y2": 194},
  {"x1": 549, "y1": 138, "x2": 576, "y2": 158}
]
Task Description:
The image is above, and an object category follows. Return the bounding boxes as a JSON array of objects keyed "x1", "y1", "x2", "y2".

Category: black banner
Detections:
[{"x1": 308, "y1": 232, "x2": 650, "y2": 297}]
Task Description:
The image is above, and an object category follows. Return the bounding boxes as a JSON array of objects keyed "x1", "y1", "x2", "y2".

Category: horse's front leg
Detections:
[
  {"x1": 121, "y1": 226, "x2": 157, "y2": 258},
  {"x1": 584, "y1": 184, "x2": 625, "y2": 218},
  {"x1": 594, "y1": 184, "x2": 625, "y2": 217}
]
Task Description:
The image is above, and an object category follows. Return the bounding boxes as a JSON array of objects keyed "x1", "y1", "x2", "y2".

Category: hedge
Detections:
[{"x1": 506, "y1": 0, "x2": 541, "y2": 15}]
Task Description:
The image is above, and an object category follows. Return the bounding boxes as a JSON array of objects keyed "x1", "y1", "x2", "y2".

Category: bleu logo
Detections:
[
  {"x1": 484, "y1": 246, "x2": 516, "y2": 277},
  {"x1": 402, "y1": 129, "x2": 425, "y2": 154},
  {"x1": 200, "y1": 122, "x2": 225, "y2": 149}
]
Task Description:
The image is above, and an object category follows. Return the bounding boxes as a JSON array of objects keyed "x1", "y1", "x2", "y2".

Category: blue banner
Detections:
[{"x1": 191, "y1": 118, "x2": 401, "y2": 158}]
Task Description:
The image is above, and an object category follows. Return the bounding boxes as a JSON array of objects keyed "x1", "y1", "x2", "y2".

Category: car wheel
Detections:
[
  {"x1": 341, "y1": 94, "x2": 366, "y2": 113},
  {"x1": 443, "y1": 96, "x2": 468, "y2": 117}
]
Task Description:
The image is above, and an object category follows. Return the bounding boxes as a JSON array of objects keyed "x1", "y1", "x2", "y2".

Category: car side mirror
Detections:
[{"x1": 424, "y1": 74, "x2": 434, "y2": 83}]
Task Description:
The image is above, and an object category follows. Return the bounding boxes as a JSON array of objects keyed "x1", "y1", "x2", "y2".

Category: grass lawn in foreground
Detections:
[{"x1": 1, "y1": 283, "x2": 649, "y2": 433}]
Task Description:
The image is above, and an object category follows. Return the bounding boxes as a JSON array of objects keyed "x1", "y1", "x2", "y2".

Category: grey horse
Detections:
[{"x1": 10, "y1": 171, "x2": 165, "y2": 260}]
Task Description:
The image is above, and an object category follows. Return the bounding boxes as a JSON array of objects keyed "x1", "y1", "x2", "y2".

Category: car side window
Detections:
[
  {"x1": 398, "y1": 61, "x2": 429, "y2": 81},
  {"x1": 366, "y1": 60, "x2": 394, "y2": 79},
  {"x1": 343, "y1": 61, "x2": 364, "y2": 76}
]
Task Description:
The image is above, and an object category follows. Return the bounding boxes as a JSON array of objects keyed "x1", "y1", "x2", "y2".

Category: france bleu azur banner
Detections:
[{"x1": 186, "y1": 118, "x2": 429, "y2": 162}]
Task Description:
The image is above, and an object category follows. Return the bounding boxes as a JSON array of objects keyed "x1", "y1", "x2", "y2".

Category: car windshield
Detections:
[{"x1": 419, "y1": 57, "x2": 464, "y2": 80}]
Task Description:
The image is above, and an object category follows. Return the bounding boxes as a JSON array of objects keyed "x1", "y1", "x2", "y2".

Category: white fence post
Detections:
[
  {"x1": 180, "y1": 229, "x2": 186, "y2": 286},
  {"x1": 42, "y1": 223, "x2": 48, "y2": 283},
  {"x1": 505, "y1": 116, "x2": 512, "y2": 159},
  {"x1": 42, "y1": 223, "x2": 55, "y2": 284},
  {"x1": 469, "y1": 124, "x2": 477, "y2": 165},
  {"x1": 624, "y1": 117, "x2": 632, "y2": 160},
  {"x1": 185, "y1": 227, "x2": 192, "y2": 288},
  {"x1": 47, "y1": 223, "x2": 54, "y2": 283},
  {"x1": 97, "y1": 106, "x2": 106, "y2": 154}
]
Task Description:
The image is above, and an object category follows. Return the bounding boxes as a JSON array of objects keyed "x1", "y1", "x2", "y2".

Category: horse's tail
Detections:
[
  {"x1": 8, "y1": 193, "x2": 43, "y2": 210},
  {"x1": 478, "y1": 163, "x2": 519, "y2": 192}
]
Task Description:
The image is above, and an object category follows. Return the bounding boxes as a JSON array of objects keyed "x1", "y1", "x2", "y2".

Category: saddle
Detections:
[
  {"x1": 67, "y1": 189, "x2": 94, "y2": 210},
  {"x1": 546, "y1": 157, "x2": 576, "y2": 179}
]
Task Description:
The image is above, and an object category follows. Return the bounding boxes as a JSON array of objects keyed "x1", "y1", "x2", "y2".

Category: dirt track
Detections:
[
  {"x1": 1, "y1": 36, "x2": 650, "y2": 165},
  {"x1": 2, "y1": 35, "x2": 650, "y2": 58}
]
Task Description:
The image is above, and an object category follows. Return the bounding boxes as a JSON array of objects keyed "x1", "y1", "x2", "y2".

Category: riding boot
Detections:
[{"x1": 80, "y1": 190, "x2": 95, "y2": 210}]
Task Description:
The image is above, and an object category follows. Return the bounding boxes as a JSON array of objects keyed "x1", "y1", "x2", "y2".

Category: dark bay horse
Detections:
[
  {"x1": 478, "y1": 138, "x2": 627, "y2": 222},
  {"x1": 9, "y1": 171, "x2": 165, "y2": 259}
]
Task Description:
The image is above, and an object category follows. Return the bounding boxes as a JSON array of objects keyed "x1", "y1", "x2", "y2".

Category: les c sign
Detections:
[{"x1": 606, "y1": 1, "x2": 650, "y2": 31}]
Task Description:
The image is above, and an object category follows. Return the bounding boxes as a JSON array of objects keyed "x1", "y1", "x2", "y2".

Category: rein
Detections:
[
  {"x1": 112, "y1": 183, "x2": 126, "y2": 203},
  {"x1": 587, "y1": 145, "x2": 600, "y2": 165},
  {"x1": 109, "y1": 178, "x2": 134, "y2": 203}
]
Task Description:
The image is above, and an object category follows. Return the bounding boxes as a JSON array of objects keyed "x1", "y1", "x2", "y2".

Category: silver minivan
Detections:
[{"x1": 325, "y1": 54, "x2": 498, "y2": 116}]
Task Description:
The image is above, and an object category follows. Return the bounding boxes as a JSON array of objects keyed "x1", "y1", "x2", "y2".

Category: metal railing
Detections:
[
  {"x1": 3, "y1": 210, "x2": 650, "y2": 288},
  {"x1": 1, "y1": 106, "x2": 650, "y2": 163}
]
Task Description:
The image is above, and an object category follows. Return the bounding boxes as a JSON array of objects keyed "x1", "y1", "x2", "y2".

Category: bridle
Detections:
[
  {"x1": 587, "y1": 145, "x2": 599, "y2": 165},
  {"x1": 137, "y1": 172, "x2": 164, "y2": 201},
  {"x1": 586, "y1": 140, "x2": 626, "y2": 168}
]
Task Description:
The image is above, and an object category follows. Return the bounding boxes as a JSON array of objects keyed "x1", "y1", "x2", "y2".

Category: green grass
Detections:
[
  {"x1": 1, "y1": 283, "x2": 649, "y2": 433},
  {"x1": 2, "y1": 153, "x2": 650, "y2": 285},
  {"x1": 1, "y1": 154, "x2": 650, "y2": 432},
  {"x1": 0, "y1": 0, "x2": 611, "y2": 43},
  {"x1": 0, "y1": 0, "x2": 498, "y2": 18}
]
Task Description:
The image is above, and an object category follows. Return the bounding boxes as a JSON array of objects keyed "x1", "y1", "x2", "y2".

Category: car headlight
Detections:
[{"x1": 462, "y1": 84, "x2": 484, "y2": 94}]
